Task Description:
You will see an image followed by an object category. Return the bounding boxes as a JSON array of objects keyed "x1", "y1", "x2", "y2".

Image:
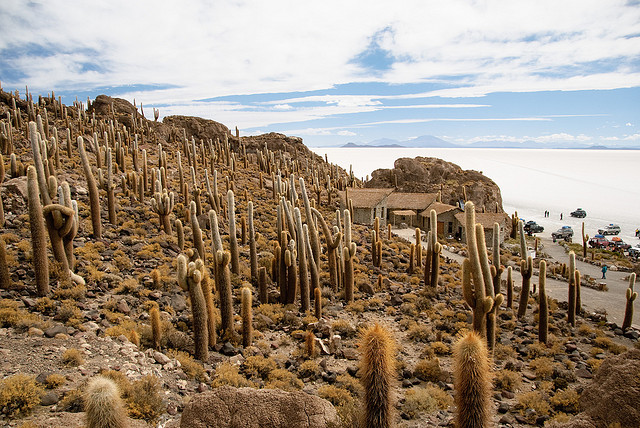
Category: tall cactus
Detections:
[
  {"x1": 258, "y1": 266, "x2": 268, "y2": 304},
  {"x1": 177, "y1": 254, "x2": 208, "y2": 361},
  {"x1": 150, "y1": 304, "x2": 162, "y2": 350},
  {"x1": 227, "y1": 190, "x2": 240, "y2": 275},
  {"x1": 189, "y1": 201, "x2": 205, "y2": 260},
  {"x1": 538, "y1": 260, "x2": 548, "y2": 344},
  {"x1": 0, "y1": 237, "x2": 11, "y2": 290},
  {"x1": 622, "y1": 273, "x2": 637, "y2": 331},
  {"x1": 78, "y1": 136, "x2": 102, "y2": 238},
  {"x1": 248, "y1": 201, "x2": 258, "y2": 285},
  {"x1": 359, "y1": 324, "x2": 395, "y2": 428},
  {"x1": 294, "y1": 207, "x2": 310, "y2": 312},
  {"x1": 424, "y1": 209, "x2": 442, "y2": 287},
  {"x1": 414, "y1": 228, "x2": 422, "y2": 270},
  {"x1": 516, "y1": 256, "x2": 533, "y2": 320},
  {"x1": 491, "y1": 223, "x2": 503, "y2": 295},
  {"x1": 299, "y1": 177, "x2": 320, "y2": 267},
  {"x1": 505, "y1": 266, "x2": 513, "y2": 309},
  {"x1": 210, "y1": 210, "x2": 236, "y2": 342},
  {"x1": 27, "y1": 166, "x2": 49, "y2": 296},
  {"x1": 343, "y1": 209, "x2": 357, "y2": 303},
  {"x1": 453, "y1": 331, "x2": 492, "y2": 428},
  {"x1": 312, "y1": 207, "x2": 341, "y2": 292},
  {"x1": 567, "y1": 251, "x2": 576, "y2": 327},
  {"x1": 241, "y1": 287, "x2": 252, "y2": 348},
  {"x1": 150, "y1": 178, "x2": 174, "y2": 234}
]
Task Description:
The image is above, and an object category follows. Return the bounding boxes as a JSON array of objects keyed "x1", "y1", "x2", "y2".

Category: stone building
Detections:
[
  {"x1": 340, "y1": 188, "x2": 393, "y2": 225},
  {"x1": 386, "y1": 192, "x2": 438, "y2": 227},
  {"x1": 454, "y1": 212, "x2": 510, "y2": 247},
  {"x1": 420, "y1": 202, "x2": 462, "y2": 237}
]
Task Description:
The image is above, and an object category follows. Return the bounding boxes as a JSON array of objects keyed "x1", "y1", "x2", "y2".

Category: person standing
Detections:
[
  {"x1": 560, "y1": 213, "x2": 563, "y2": 220},
  {"x1": 601, "y1": 265, "x2": 608, "y2": 279}
]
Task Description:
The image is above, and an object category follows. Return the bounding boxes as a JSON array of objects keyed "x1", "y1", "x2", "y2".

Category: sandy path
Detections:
[{"x1": 391, "y1": 227, "x2": 638, "y2": 330}]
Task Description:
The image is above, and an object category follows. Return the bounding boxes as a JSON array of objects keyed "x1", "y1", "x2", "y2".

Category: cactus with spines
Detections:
[
  {"x1": 567, "y1": 251, "x2": 576, "y2": 326},
  {"x1": 314, "y1": 286, "x2": 322, "y2": 319},
  {"x1": 0, "y1": 236, "x2": 11, "y2": 289},
  {"x1": 506, "y1": 266, "x2": 513, "y2": 309},
  {"x1": 581, "y1": 221, "x2": 589, "y2": 258},
  {"x1": 359, "y1": 324, "x2": 395, "y2": 428},
  {"x1": 78, "y1": 136, "x2": 102, "y2": 238},
  {"x1": 42, "y1": 200, "x2": 74, "y2": 282},
  {"x1": 105, "y1": 147, "x2": 116, "y2": 225},
  {"x1": 294, "y1": 207, "x2": 310, "y2": 311},
  {"x1": 189, "y1": 201, "x2": 205, "y2": 260},
  {"x1": 177, "y1": 254, "x2": 208, "y2": 361},
  {"x1": 259, "y1": 266, "x2": 268, "y2": 304},
  {"x1": 517, "y1": 255, "x2": 533, "y2": 320},
  {"x1": 305, "y1": 330, "x2": 316, "y2": 358},
  {"x1": 27, "y1": 166, "x2": 49, "y2": 296},
  {"x1": 518, "y1": 220, "x2": 527, "y2": 259},
  {"x1": 304, "y1": 223, "x2": 320, "y2": 297},
  {"x1": 285, "y1": 240, "x2": 298, "y2": 305},
  {"x1": 622, "y1": 273, "x2": 637, "y2": 331},
  {"x1": 453, "y1": 331, "x2": 492, "y2": 428},
  {"x1": 538, "y1": 260, "x2": 548, "y2": 344},
  {"x1": 491, "y1": 222, "x2": 503, "y2": 295},
  {"x1": 84, "y1": 376, "x2": 128, "y2": 428},
  {"x1": 248, "y1": 201, "x2": 258, "y2": 285},
  {"x1": 214, "y1": 246, "x2": 235, "y2": 341},
  {"x1": 227, "y1": 190, "x2": 240, "y2": 275},
  {"x1": 150, "y1": 304, "x2": 162, "y2": 350},
  {"x1": 299, "y1": 177, "x2": 321, "y2": 267},
  {"x1": 175, "y1": 219, "x2": 184, "y2": 251},
  {"x1": 425, "y1": 210, "x2": 442, "y2": 287},
  {"x1": 312, "y1": 207, "x2": 342, "y2": 292},
  {"x1": 408, "y1": 243, "x2": 415, "y2": 274},
  {"x1": 343, "y1": 209, "x2": 357, "y2": 303},
  {"x1": 150, "y1": 177, "x2": 175, "y2": 234},
  {"x1": 462, "y1": 202, "x2": 496, "y2": 339},
  {"x1": 415, "y1": 228, "x2": 422, "y2": 270},
  {"x1": 371, "y1": 230, "x2": 378, "y2": 268},
  {"x1": 241, "y1": 287, "x2": 252, "y2": 348}
]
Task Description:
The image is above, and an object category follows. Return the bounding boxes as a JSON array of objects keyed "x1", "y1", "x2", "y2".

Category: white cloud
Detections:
[{"x1": 337, "y1": 130, "x2": 357, "y2": 136}]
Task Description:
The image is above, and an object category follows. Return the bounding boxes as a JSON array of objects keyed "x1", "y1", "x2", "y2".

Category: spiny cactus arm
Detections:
[
  {"x1": 311, "y1": 207, "x2": 340, "y2": 249},
  {"x1": 208, "y1": 210, "x2": 223, "y2": 254},
  {"x1": 464, "y1": 202, "x2": 485, "y2": 301},
  {"x1": 518, "y1": 220, "x2": 527, "y2": 259},
  {"x1": 29, "y1": 122, "x2": 51, "y2": 206},
  {"x1": 281, "y1": 197, "x2": 297, "y2": 242},
  {"x1": 475, "y1": 224, "x2": 494, "y2": 298}
]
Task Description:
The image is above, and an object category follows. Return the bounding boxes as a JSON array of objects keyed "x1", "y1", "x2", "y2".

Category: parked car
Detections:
[
  {"x1": 598, "y1": 224, "x2": 621, "y2": 235},
  {"x1": 629, "y1": 244, "x2": 640, "y2": 260},
  {"x1": 552, "y1": 226, "x2": 574, "y2": 241},
  {"x1": 570, "y1": 208, "x2": 587, "y2": 218},
  {"x1": 588, "y1": 235, "x2": 610, "y2": 249},
  {"x1": 523, "y1": 221, "x2": 544, "y2": 234},
  {"x1": 609, "y1": 238, "x2": 631, "y2": 251}
]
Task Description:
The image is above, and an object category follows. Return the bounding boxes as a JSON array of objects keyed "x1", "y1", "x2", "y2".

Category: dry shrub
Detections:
[
  {"x1": 44, "y1": 374, "x2": 66, "y2": 389},
  {"x1": 242, "y1": 355, "x2": 277, "y2": 380},
  {"x1": 62, "y1": 348, "x2": 84, "y2": 367},
  {"x1": 529, "y1": 356, "x2": 554, "y2": 380},
  {"x1": 414, "y1": 358, "x2": 444, "y2": 382},
  {"x1": 211, "y1": 362, "x2": 254, "y2": 388},
  {"x1": 127, "y1": 375, "x2": 165, "y2": 424},
  {"x1": 264, "y1": 368, "x2": 303, "y2": 391},
  {"x1": 493, "y1": 370, "x2": 521, "y2": 392},
  {"x1": 0, "y1": 374, "x2": 43, "y2": 418},
  {"x1": 298, "y1": 360, "x2": 321, "y2": 379},
  {"x1": 167, "y1": 350, "x2": 207, "y2": 381},
  {"x1": 318, "y1": 384, "x2": 358, "y2": 428},
  {"x1": 516, "y1": 391, "x2": 551, "y2": 422},
  {"x1": 550, "y1": 388, "x2": 580, "y2": 413}
]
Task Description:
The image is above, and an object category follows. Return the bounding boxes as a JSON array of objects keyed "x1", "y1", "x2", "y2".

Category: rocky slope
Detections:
[{"x1": 366, "y1": 156, "x2": 505, "y2": 212}]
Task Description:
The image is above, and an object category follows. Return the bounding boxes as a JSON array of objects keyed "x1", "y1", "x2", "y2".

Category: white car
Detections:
[{"x1": 598, "y1": 224, "x2": 621, "y2": 235}]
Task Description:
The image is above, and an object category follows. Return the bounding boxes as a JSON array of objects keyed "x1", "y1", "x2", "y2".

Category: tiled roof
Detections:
[
  {"x1": 386, "y1": 192, "x2": 438, "y2": 210},
  {"x1": 341, "y1": 188, "x2": 394, "y2": 208}
]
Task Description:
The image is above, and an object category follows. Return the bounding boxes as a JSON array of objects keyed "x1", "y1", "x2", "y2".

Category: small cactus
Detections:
[
  {"x1": 0, "y1": 237, "x2": 11, "y2": 289},
  {"x1": 622, "y1": 273, "x2": 637, "y2": 331},
  {"x1": 258, "y1": 266, "x2": 268, "y2": 304},
  {"x1": 150, "y1": 304, "x2": 162, "y2": 350},
  {"x1": 84, "y1": 376, "x2": 128, "y2": 428},
  {"x1": 359, "y1": 324, "x2": 395, "y2": 428},
  {"x1": 241, "y1": 287, "x2": 252, "y2": 348},
  {"x1": 453, "y1": 331, "x2": 492, "y2": 428},
  {"x1": 314, "y1": 286, "x2": 322, "y2": 319}
]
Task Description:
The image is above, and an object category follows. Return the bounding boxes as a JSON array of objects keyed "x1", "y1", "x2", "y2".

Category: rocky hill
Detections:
[
  {"x1": 0, "y1": 88, "x2": 638, "y2": 428},
  {"x1": 366, "y1": 156, "x2": 505, "y2": 212}
]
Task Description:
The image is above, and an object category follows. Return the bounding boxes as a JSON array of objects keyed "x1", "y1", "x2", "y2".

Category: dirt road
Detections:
[{"x1": 392, "y1": 227, "x2": 638, "y2": 330}]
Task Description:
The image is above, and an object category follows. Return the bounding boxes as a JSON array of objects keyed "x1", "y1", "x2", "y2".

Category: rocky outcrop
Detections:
[
  {"x1": 241, "y1": 132, "x2": 322, "y2": 162},
  {"x1": 365, "y1": 156, "x2": 504, "y2": 212},
  {"x1": 163, "y1": 115, "x2": 231, "y2": 143},
  {"x1": 180, "y1": 386, "x2": 340, "y2": 428}
]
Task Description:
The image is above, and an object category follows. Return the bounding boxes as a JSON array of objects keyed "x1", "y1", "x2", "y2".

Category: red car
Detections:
[{"x1": 588, "y1": 236, "x2": 610, "y2": 248}]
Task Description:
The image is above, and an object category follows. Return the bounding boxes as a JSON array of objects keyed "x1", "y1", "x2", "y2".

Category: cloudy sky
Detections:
[{"x1": 1, "y1": 0, "x2": 639, "y2": 147}]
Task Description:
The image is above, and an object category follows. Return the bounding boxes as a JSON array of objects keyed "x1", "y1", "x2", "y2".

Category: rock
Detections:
[
  {"x1": 358, "y1": 282, "x2": 375, "y2": 295},
  {"x1": 171, "y1": 294, "x2": 188, "y2": 312},
  {"x1": 179, "y1": 386, "x2": 340, "y2": 428},
  {"x1": 28, "y1": 327, "x2": 44, "y2": 336},
  {"x1": 576, "y1": 349, "x2": 640, "y2": 427},
  {"x1": 154, "y1": 351, "x2": 171, "y2": 365},
  {"x1": 575, "y1": 368, "x2": 593, "y2": 379},
  {"x1": 40, "y1": 391, "x2": 59, "y2": 406},
  {"x1": 44, "y1": 324, "x2": 68, "y2": 338},
  {"x1": 116, "y1": 299, "x2": 131, "y2": 314}
]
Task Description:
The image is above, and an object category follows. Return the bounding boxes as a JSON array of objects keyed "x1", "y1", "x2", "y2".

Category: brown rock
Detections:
[
  {"x1": 365, "y1": 156, "x2": 504, "y2": 213},
  {"x1": 578, "y1": 349, "x2": 640, "y2": 428},
  {"x1": 179, "y1": 386, "x2": 339, "y2": 428}
]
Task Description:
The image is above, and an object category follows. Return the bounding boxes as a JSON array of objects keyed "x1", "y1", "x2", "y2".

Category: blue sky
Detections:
[{"x1": 1, "y1": 0, "x2": 639, "y2": 147}]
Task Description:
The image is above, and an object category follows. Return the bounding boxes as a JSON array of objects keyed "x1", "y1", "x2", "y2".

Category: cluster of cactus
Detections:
[
  {"x1": 462, "y1": 202, "x2": 503, "y2": 351},
  {"x1": 209, "y1": 210, "x2": 235, "y2": 342},
  {"x1": 151, "y1": 175, "x2": 175, "y2": 234},
  {"x1": 343, "y1": 209, "x2": 357, "y2": 302},
  {"x1": 177, "y1": 254, "x2": 208, "y2": 361}
]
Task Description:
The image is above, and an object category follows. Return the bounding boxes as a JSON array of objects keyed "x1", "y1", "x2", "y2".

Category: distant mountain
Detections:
[{"x1": 336, "y1": 135, "x2": 640, "y2": 150}]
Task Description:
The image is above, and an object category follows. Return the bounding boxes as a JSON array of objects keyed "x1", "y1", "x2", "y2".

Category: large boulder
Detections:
[
  {"x1": 547, "y1": 349, "x2": 640, "y2": 428},
  {"x1": 163, "y1": 115, "x2": 231, "y2": 144},
  {"x1": 366, "y1": 156, "x2": 504, "y2": 212},
  {"x1": 180, "y1": 386, "x2": 340, "y2": 428}
]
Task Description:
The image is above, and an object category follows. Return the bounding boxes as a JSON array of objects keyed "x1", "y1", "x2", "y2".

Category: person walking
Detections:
[
  {"x1": 560, "y1": 213, "x2": 563, "y2": 220},
  {"x1": 601, "y1": 265, "x2": 608, "y2": 279}
]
